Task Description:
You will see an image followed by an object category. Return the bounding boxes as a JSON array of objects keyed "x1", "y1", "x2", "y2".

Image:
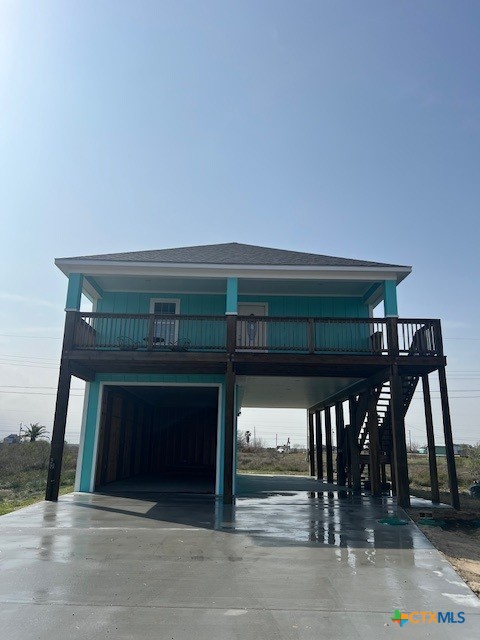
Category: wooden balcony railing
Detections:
[
  {"x1": 73, "y1": 313, "x2": 227, "y2": 352},
  {"x1": 70, "y1": 313, "x2": 443, "y2": 358}
]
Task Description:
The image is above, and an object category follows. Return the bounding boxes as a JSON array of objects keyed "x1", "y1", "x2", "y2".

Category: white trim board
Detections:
[
  {"x1": 238, "y1": 302, "x2": 268, "y2": 315},
  {"x1": 75, "y1": 382, "x2": 91, "y2": 492},
  {"x1": 88, "y1": 288, "x2": 379, "y2": 298},
  {"x1": 148, "y1": 298, "x2": 181, "y2": 313},
  {"x1": 57, "y1": 260, "x2": 411, "y2": 283}
]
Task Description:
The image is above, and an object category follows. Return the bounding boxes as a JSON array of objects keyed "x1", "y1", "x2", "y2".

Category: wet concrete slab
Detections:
[
  {"x1": 0, "y1": 476, "x2": 479, "y2": 639},
  {"x1": 97, "y1": 475, "x2": 214, "y2": 494}
]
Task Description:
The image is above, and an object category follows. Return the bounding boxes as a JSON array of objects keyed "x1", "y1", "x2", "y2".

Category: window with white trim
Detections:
[{"x1": 151, "y1": 299, "x2": 179, "y2": 344}]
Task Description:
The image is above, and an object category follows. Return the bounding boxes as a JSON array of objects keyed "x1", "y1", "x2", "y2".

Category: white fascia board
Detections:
[{"x1": 55, "y1": 258, "x2": 412, "y2": 283}]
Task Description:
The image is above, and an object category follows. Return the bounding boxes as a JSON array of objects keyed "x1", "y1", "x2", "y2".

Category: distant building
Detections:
[
  {"x1": 417, "y1": 445, "x2": 463, "y2": 456},
  {"x1": 3, "y1": 434, "x2": 21, "y2": 444}
]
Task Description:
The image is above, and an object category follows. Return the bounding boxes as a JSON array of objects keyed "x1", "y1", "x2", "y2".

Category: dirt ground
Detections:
[{"x1": 408, "y1": 499, "x2": 480, "y2": 598}]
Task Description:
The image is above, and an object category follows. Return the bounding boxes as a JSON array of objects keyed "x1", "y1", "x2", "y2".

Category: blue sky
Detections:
[{"x1": 1, "y1": 1, "x2": 479, "y2": 447}]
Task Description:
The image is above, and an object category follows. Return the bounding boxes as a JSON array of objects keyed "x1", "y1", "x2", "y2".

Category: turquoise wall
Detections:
[
  {"x1": 78, "y1": 373, "x2": 227, "y2": 494},
  {"x1": 66, "y1": 273, "x2": 84, "y2": 310},
  {"x1": 97, "y1": 292, "x2": 226, "y2": 315},
  {"x1": 238, "y1": 294, "x2": 369, "y2": 318},
  {"x1": 383, "y1": 280, "x2": 398, "y2": 317},
  {"x1": 226, "y1": 278, "x2": 238, "y2": 314},
  {"x1": 96, "y1": 291, "x2": 369, "y2": 318}
]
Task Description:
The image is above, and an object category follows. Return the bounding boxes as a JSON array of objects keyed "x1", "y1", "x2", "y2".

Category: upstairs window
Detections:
[
  {"x1": 150, "y1": 299, "x2": 180, "y2": 345},
  {"x1": 153, "y1": 301, "x2": 177, "y2": 315}
]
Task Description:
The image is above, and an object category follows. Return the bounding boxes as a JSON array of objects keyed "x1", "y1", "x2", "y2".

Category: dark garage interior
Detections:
[{"x1": 95, "y1": 385, "x2": 219, "y2": 493}]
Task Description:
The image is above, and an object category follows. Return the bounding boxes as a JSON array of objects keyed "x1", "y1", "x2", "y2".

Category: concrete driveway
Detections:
[{"x1": 0, "y1": 475, "x2": 479, "y2": 639}]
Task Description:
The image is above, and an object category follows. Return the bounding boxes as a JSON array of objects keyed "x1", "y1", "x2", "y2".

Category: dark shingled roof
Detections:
[{"x1": 62, "y1": 243, "x2": 408, "y2": 269}]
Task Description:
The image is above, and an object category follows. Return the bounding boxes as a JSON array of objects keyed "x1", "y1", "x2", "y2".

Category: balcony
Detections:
[{"x1": 70, "y1": 313, "x2": 443, "y2": 359}]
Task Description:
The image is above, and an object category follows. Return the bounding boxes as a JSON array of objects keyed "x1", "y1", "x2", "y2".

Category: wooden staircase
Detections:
[
  {"x1": 377, "y1": 375, "x2": 419, "y2": 455},
  {"x1": 355, "y1": 327, "x2": 426, "y2": 484},
  {"x1": 358, "y1": 376, "x2": 419, "y2": 458}
]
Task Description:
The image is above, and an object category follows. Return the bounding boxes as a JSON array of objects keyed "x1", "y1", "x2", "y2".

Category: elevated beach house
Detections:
[{"x1": 46, "y1": 243, "x2": 459, "y2": 508}]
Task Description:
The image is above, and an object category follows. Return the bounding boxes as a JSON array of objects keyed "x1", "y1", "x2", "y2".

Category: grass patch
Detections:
[
  {"x1": 0, "y1": 442, "x2": 78, "y2": 516},
  {"x1": 237, "y1": 448, "x2": 310, "y2": 475},
  {"x1": 408, "y1": 453, "x2": 479, "y2": 497}
]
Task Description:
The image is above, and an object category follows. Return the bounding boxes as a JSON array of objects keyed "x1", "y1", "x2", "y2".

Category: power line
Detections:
[
  {"x1": 0, "y1": 362, "x2": 59, "y2": 370},
  {"x1": 0, "y1": 334, "x2": 61, "y2": 339},
  {"x1": 0, "y1": 356, "x2": 59, "y2": 363},
  {"x1": 432, "y1": 370, "x2": 480, "y2": 374},
  {"x1": 1, "y1": 408, "x2": 58, "y2": 412},
  {"x1": 0, "y1": 353, "x2": 59, "y2": 360},
  {"x1": 411, "y1": 395, "x2": 480, "y2": 399},
  {"x1": 0, "y1": 385, "x2": 84, "y2": 390},
  {"x1": 0, "y1": 356, "x2": 58, "y2": 361},
  {"x1": 0, "y1": 390, "x2": 84, "y2": 397},
  {"x1": 411, "y1": 388, "x2": 480, "y2": 392}
]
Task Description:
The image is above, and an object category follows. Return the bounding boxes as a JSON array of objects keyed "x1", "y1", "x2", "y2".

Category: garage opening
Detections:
[{"x1": 95, "y1": 385, "x2": 219, "y2": 493}]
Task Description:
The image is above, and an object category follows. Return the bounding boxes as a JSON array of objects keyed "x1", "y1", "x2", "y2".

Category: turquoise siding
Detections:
[
  {"x1": 383, "y1": 281, "x2": 398, "y2": 317},
  {"x1": 226, "y1": 278, "x2": 238, "y2": 314},
  {"x1": 238, "y1": 295, "x2": 369, "y2": 318},
  {"x1": 66, "y1": 273, "x2": 84, "y2": 310},
  {"x1": 97, "y1": 292, "x2": 226, "y2": 315},
  {"x1": 97, "y1": 291, "x2": 369, "y2": 318}
]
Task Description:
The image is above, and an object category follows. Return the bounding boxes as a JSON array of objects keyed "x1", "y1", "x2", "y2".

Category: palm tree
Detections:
[{"x1": 22, "y1": 423, "x2": 48, "y2": 442}]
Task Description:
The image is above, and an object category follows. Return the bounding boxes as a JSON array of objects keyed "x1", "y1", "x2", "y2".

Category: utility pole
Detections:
[
  {"x1": 409, "y1": 430, "x2": 412, "y2": 452},
  {"x1": 276, "y1": 433, "x2": 278, "y2": 448}
]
